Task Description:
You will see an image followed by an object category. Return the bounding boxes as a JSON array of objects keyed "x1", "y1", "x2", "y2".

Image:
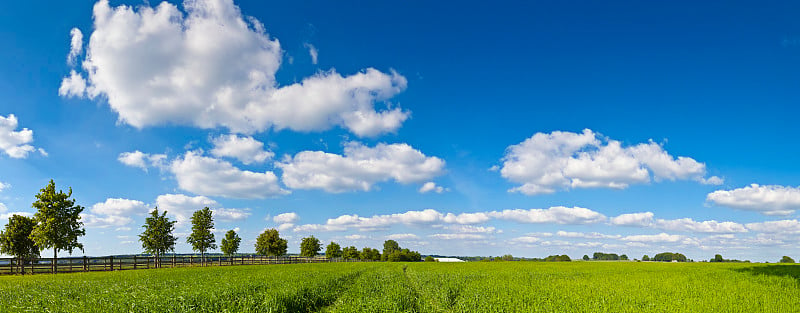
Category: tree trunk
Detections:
[{"x1": 53, "y1": 249, "x2": 58, "y2": 274}]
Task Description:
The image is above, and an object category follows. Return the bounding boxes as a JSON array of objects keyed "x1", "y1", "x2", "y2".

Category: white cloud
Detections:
[
  {"x1": 0, "y1": 114, "x2": 43, "y2": 159},
  {"x1": 556, "y1": 230, "x2": 621, "y2": 239},
  {"x1": 210, "y1": 134, "x2": 273, "y2": 164},
  {"x1": 155, "y1": 193, "x2": 218, "y2": 226},
  {"x1": 273, "y1": 212, "x2": 299, "y2": 224},
  {"x1": 345, "y1": 234, "x2": 365, "y2": 240},
  {"x1": 419, "y1": 181, "x2": 447, "y2": 194},
  {"x1": 292, "y1": 209, "x2": 492, "y2": 233},
  {"x1": 386, "y1": 233, "x2": 418, "y2": 240},
  {"x1": 445, "y1": 225, "x2": 497, "y2": 234},
  {"x1": 610, "y1": 212, "x2": 654, "y2": 227},
  {"x1": 304, "y1": 43, "x2": 318, "y2": 64},
  {"x1": 276, "y1": 223, "x2": 294, "y2": 232},
  {"x1": 621, "y1": 233, "x2": 684, "y2": 243},
  {"x1": 707, "y1": 184, "x2": 800, "y2": 216},
  {"x1": 500, "y1": 129, "x2": 716, "y2": 195},
  {"x1": 278, "y1": 142, "x2": 444, "y2": 193},
  {"x1": 212, "y1": 207, "x2": 251, "y2": 222},
  {"x1": 429, "y1": 233, "x2": 485, "y2": 240},
  {"x1": 654, "y1": 218, "x2": 747, "y2": 233},
  {"x1": 118, "y1": 150, "x2": 167, "y2": 171},
  {"x1": 510, "y1": 236, "x2": 541, "y2": 244},
  {"x1": 171, "y1": 151, "x2": 288, "y2": 198},
  {"x1": 59, "y1": 70, "x2": 87, "y2": 98},
  {"x1": 488, "y1": 206, "x2": 607, "y2": 224},
  {"x1": 0, "y1": 182, "x2": 9, "y2": 193},
  {"x1": 62, "y1": 0, "x2": 408, "y2": 137},
  {"x1": 68, "y1": 28, "x2": 83, "y2": 65},
  {"x1": 746, "y1": 220, "x2": 800, "y2": 234},
  {"x1": 82, "y1": 198, "x2": 151, "y2": 228}
]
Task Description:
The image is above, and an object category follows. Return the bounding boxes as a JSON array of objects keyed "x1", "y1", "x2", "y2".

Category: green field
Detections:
[{"x1": 0, "y1": 262, "x2": 798, "y2": 312}]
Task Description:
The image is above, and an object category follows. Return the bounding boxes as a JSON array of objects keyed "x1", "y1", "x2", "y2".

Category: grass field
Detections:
[{"x1": 0, "y1": 262, "x2": 798, "y2": 312}]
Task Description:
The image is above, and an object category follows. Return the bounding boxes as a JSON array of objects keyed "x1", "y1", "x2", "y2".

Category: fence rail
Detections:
[{"x1": 0, "y1": 255, "x2": 370, "y2": 275}]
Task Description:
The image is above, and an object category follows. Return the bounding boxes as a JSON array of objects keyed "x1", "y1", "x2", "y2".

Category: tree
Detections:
[
  {"x1": 582, "y1": 255, "x2": 590, "y2": 261},
  {"x1": 382, "y1": 240, "x2": 400, "y2": 261},
  {"x1": 780, "y1": 256, "x2": 795, "y2": 263},
  {"x1": 360, "y1": 247, "x2": 381, "y2": 261},
  {"x1": 544, "y1": 255, "x2": 571, "y2": 262},
  {"x1": 255, "y1": 228, "x2": 287, "y2": 256},
  {"x1": 424, "y1": 256, "x2": 436, "y2": 262},
  {"x1": 501, "y1": 254, "x2": 514, "y2": 261},
  {"x1": 300, "y1": 236, "x2": 321, "y2": 257},
  {"x1": 325, "y1": 242, "x2": 342, "y2": 259},
  {"x1": 712, "y1": 254, "x2": 724, "y2": 262},
  {"x1": 187, "y1": 207, "x2": 216, "y2": 265},
  {"x1": 30, "y1": 180, "x2": 85, "y2": 273},
  {"x1": 342, "y1": 246, "x2": 360, "y2": 259},
  {"x1": 642, "y1": 255, "x2": 650, "y2": 261},
  {"x1": 0, "y1": 215, "x2": 39, "y2": 275},
  {"x1": 220, "y1": 230, "x2": 241, "y2": 257},
  {"x1": 620, "y1": 254, "x2": 629, "y2": 261},
  {"x1": 139, "y1": 208, "x2": 177, "y2": 268}
]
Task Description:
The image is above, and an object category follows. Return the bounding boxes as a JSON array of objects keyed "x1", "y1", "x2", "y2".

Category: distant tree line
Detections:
[
  {"x1": 591, "y1": 252, "x2": 628, "y2": 261},
  {"x1": 709, "y1": 254, "x2": 749, "y2": 263}
]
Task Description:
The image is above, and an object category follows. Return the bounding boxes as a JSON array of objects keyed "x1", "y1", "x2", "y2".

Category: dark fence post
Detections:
[
  {"x1": 133, "y1": 256, "x2": 137, "y2": 270},
  {"x1": 109, "y1": 256, "x2": 114, "y2": 271}
]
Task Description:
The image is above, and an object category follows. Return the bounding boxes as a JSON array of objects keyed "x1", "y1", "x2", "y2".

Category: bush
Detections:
[{"x1": 780, "y1": 256, "x2": 795, "y2": 263}]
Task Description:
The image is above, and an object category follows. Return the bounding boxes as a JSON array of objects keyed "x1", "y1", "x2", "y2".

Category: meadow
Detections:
[{"x1": 0, "y1": 261, "x2": 798, "y2": 312}]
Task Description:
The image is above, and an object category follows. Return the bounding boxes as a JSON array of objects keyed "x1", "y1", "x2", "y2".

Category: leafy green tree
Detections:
[
  {"x1": 220, "y1": 230, "x2": 241, "y2": 257},
  {"x1": 582, "y1": 255, "x2": 590, "y2": 261},
  {"x1": 424, "y1": 256, "x2": 436, "y2": 262},
  {"x1": 300, "y1": 236, "x2": 321, "y2": 257},
  {"x1": 139, "y1": 208, "x2": 177, "y2": 268},
  {"x1": 0, "y1": 215, "x2": 39, "y2": 275},
  {"x1": 255, "y1": 228, "x2": 287, "y2": 256},
  {"x1": 712, "y1": 254, "x2": 724, "y2": 262},
  {"x1": 187, "y1": 207, "x2": 216, "y2": 265},
  {"x1": 780, "y1": 256, "x2": 795, "y2": 263},
  {"x1": 544, "y1": 255, "x2": 571, "y2": 262},
  {"x1": 360, "y1": 247, "x2": 381, "y2": 261},
  {"x1": 501, "y1": 254, "x2": 514, "y2": 261},
  {"x1": 30, "y1": 180, "x2": 85, "y2": 273},
  {"x1": 642, "y1": 255, "x2": 650, "y2": 261},
  {"x1": 620, "y1": 254, "x2": 629, "y2": 261},
  {"x1": 342, "y1": 246, "x2": 360, "y2": 259},
  {"x1": 325, "y1": 241, "x2": 342, "y2": 258},
  {"x1": 382, "y1": 240, "x2": 400, "y2": 261}
]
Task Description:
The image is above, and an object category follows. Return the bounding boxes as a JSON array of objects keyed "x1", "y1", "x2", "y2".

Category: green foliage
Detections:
[
  {"x1": 424, "y1": 256, "x2": 436, "y2": 262},
  {"x1": 620, "y1": 254, "x2": 629, "y2": 261},
  {"x1": 381, "y1": 240, "x2": 400, "y2": 261},
  {"x1": 709, "y1": 254, "x2": 749, "y2": 263},
  {"x1": 592, "y1": 252, "x2": 620, "y2": 260},
  {"x1": 342, "y1": 246, "x2": 360, "y2": 259},
  {"x1": 3, "y1": 262, "x2": 800, "y2": 312},
  {"x1": 386, "y1": 249, "x2": 422, "y2": 262},
  {"x1": 642, "y1": 255, "x2": 650, "y2": 261},
  {"x1": 780, "y1": 256, "x2": 795, "y2": 263},
  {"x1": 325, "y1": 242, "x2": 342, "y2": 259},
  {"x1": 652, "y1": 252, "x2": 687, "y2": 262},
  {"x1": 300, "y1": 236, "x2": 321, "y2": 257},
  {"x1": 359, "y1": 247, "x2": 380, "y2": 261},
  {"x1": 0, "y1": 215, "x2": 40, "y2": 271},
  {"x1": 582, "y1": 255, "x2": 589, "y2": 261},
  {"x1": 30, "y1": 180, "x2": 85, "y2": 261},
  {"x1": 220, "y1": 230, "x2": 241, "y2": 256},
  {"x1": 501, "y1": 254, "x2": 514, "y2": 261},
  {"x1": 255, "y1": 228, "x2": 287, "y2": 256},
  {"x1": 544, "y1": 255, "x2": 571, "y2": 262},
  {"x1": 186, "y1": 207, "x2": 216, "y2": 263},
  {"x1": 139, "y1": 208, "x2": 177, "y2": 267}
]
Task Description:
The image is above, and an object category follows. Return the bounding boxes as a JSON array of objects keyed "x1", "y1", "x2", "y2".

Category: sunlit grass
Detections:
[{"x1": 0, "y1": 261, "x2": 798, "y2": 312}]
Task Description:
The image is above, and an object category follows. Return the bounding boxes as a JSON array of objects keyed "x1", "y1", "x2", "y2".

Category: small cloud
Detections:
[
  {"x1": 304, "y1": 43, "x2": 318, "y2": 64},
  {"x1": 419, "y1": 181, "x2": 448, "y2": 194}
]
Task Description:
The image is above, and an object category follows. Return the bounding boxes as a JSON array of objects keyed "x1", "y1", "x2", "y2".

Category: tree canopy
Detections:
[
  {"x1": 342, "y1": 246, "x2": 360, "y2": 259},
  {"x1": 360, "y1": 247, "x2": 381, "y2": 261},
  {"x1": 30, "y1": 180, "x2": 85, "y2": 273},
  {"x1": 220, "y1": 229, "x2": 241, "y2": 256},
  {"x1": 592, "y1": 252, "x2": 620, "y2": 260},
  {"x1": 0, "y1": 215, "x2": 39, "y2": 274},
  {"x1": 300, "y1": 236, "x2": 321, "y2": 257},
  {"x1": 652, "y1": 252, "x2": 687, "y2": 262},
  {"x1": 325, "y1": 241, "x2": 342, "y2": 258},
  {"x1": 255, "y1": 228, "x2": 287, "y2": 256},
  {"x1": 139, "y1": 208, "x2": 177, "y2": 268},
  {"x1": 187, "y1": 207, "x2": 216, "y2": 264},
  {"x1": 780, "y1": 256, "x2": 795, "y2": 263}
]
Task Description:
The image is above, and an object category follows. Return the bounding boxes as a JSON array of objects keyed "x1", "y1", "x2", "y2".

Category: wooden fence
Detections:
[{"x1": 0, "y1": 255, "x2": 371, "y2": 275}]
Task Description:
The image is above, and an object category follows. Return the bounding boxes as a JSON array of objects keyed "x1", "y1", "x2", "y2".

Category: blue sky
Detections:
[{"x1": 1, "y1": 0, "x2": 800, "y2": 261}]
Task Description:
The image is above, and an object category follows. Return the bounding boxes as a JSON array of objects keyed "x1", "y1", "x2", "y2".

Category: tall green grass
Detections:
[{"x1": 0, "y1": 261, "x2": 798, "y2": 312}]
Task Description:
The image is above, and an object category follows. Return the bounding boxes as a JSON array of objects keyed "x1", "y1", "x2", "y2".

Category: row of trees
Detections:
[
  {"x1": 141, "y1": 207, "x2": 422, "y2": 267},
  {"x1": 0, "y1": 180, "x2": 85, "y2": 274}
]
